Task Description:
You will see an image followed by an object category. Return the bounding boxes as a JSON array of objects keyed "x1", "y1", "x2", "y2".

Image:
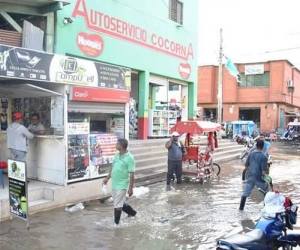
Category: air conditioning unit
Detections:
[{"x1": 287, "y1": 80, "x2": 294, "y2": 87}]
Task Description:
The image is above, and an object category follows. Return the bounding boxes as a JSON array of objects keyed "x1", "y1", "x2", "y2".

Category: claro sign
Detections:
[
  {"x1": 70, "y1": 86, "x2": 130, "y2": 103},
  {"x1": 72, "y1": 0, "x2": 194, "y2": 61}
]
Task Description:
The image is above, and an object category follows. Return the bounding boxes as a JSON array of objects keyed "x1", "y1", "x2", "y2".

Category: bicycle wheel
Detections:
[{"x1": 211, "y1": 163, "x2": 221, "y2": 176}]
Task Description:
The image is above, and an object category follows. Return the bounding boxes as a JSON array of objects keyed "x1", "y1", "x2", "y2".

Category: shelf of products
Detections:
[{"x1": 148, "y1": 109, "x2": 177, "y2": 137}]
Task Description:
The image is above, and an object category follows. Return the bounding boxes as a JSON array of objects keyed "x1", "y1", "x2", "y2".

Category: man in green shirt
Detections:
[{"x1": 103, "y1": 138, "x2": 136, "y2": 225}]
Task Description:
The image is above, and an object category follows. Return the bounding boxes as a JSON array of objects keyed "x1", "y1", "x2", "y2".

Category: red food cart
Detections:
[{"x1": 170, "y1": 121, "x2": 223, "y2": 183}]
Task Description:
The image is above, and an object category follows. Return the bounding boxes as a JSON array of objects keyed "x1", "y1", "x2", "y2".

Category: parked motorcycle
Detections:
[
  {"x1": 216, "y1": 190, "x2": 299, "y2": 250},
  {"x1": 239, "y1": 137, "x2": 256, "y2": 159}
]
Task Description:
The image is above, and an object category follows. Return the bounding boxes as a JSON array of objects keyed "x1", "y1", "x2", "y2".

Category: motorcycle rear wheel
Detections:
[{"x1": 239, "y1": 151, "x2": 248, "y2": 159}]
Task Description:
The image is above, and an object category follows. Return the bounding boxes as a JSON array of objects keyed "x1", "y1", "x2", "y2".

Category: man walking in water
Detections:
[
  {"x1": 239, "y1": 139, "x2": 268, "y2": 210},
  {"x1": 103, "y1": 138, "x2": 137, "y2": 225}
]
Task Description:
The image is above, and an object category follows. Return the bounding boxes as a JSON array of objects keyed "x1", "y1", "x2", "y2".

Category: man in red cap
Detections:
[{"x1": 6, "y1": 112, "x2": 34, "y2": 161}]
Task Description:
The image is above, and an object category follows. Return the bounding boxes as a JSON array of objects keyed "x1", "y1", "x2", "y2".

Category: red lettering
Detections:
[
  {"x1": 72, "y1": 0, "x2": 194, "y2": 60},
  {"x1": 72, "y1": 0, "x2": 89, "y2": 24},
  {"x1": 116, "y1": 19, "x2": 122, "y2": 33},
  {"x1": 165, "y1": 39, "x2": 169, "y2": 50},
  {"x1": 110, "y1": 17, "x2": 116, "y2": 31},
  {"x1": 187, "y1": 43, "x2": 194, "y2": 59},
  {"x1": 151, "y1": 34, "x2": 157, "y2": 45},
  {"x1": 122, "y1": 21, "x2": 127, "y2": 36}
]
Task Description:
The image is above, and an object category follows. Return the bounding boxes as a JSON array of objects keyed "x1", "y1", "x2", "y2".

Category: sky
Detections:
[{"x1": 198, "y1": 0, "x2": 300, "y2": 68}]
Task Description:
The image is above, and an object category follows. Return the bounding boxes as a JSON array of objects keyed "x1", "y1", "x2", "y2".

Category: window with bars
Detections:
[
  {"x1": 238, "y1": 72, "x2": 270, "y2": 87},
  {"x1": 169, "y1": 0, "x2": 183, "y2": 25}
]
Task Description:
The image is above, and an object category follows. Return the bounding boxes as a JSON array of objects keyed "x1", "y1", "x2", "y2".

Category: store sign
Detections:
[
  {"x1": 77, "y1": 32, "x2": 104, "y2": 57},
  {"x1": 72, "y1": 0, "x2": 194, "y2": 61},
  {"x1": 7, "y1": 159, "x2": 28, "y2": 221},
  {"x1": 179, "y1": 63, "x2": 191, "y2": 79},
  {"x1": 97, "y1": 62, "x2": 131, "y2": 90},
  {"x1": 0, "y1": 44, "x2": 131, "y2": 90},
  {"x1": 70, "y1": 86, "x2": 130, "y2": 103},
  {"x1": 245, "y1": 65, "x2": 264, "y2": 75}
]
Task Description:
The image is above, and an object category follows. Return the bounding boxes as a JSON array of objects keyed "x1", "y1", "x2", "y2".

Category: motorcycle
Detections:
[
  {"x1": 216, "y1": 190, "x2": 299, "y2": 250},
  {"x1": 233, "y1": 134, "x2": 249, "y2": 145},
  {"x1": 239, "y1": 137, "x2": 256, "y2": 159}
]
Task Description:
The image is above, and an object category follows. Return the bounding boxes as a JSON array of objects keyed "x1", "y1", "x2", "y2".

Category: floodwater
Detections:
[{"x1": 1, "y1": 153, "x2": 300, "y2": 250}]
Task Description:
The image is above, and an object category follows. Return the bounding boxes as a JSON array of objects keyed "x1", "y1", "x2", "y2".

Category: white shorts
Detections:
[{"x1": 112, "y1": 190, "x2": 127, "y2": 208}]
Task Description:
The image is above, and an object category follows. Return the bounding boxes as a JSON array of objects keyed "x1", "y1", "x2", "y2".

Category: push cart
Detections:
[{"x1": 170, "y1": 121, "x2": 223, "y2": 183}]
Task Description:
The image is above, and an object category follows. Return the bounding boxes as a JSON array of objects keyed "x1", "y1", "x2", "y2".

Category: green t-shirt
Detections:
[{"x1": 111, "y1": 151, "x2": 135, "y2": 190}]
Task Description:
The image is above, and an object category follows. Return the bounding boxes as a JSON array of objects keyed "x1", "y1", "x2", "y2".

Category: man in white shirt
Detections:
[
  {"x1": 7, "y1": 112, "x2": 34, "y2": 160},
  {"x1": 28, "y1": 113, "x2": 45, "y2": 135}
]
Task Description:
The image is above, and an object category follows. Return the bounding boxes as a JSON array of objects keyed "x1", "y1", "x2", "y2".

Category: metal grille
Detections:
[
  {"x1": 169, "y1": 0, "x2": 183, "y2": 25},
  {"x1": 0, "y1": 29, "x2": 22, "y2": 47}
]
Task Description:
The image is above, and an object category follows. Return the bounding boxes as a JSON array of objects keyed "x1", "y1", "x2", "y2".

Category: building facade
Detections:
[
  {"x1": 0, "y1": 0, "x2": 199, "y2": 185},
  {"x1": 56, "y1": 0, "x2": 199, "y2": 140},
  {"x1": 198, "y1": 60, "x2": 300, "y2": 133}
]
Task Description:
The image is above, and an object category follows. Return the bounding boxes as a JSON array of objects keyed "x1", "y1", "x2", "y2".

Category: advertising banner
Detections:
[
  {"x1": 88, "y1": 133, "x2": 117, "y2": 178},
  {"x1": 7, "y1": 159, "x2": 28, "y2": 224},
  {"x1": 0, "y1": 44, "x2": 131, "y2": 90}
]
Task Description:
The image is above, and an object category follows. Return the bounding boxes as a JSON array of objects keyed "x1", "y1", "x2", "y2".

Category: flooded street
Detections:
[{"x1": 1, "y1": 154, "x2": 300, "y2": 250}]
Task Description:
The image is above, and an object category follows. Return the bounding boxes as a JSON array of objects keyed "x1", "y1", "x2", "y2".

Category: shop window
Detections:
[
  {"x1": 169, "y1": 0, "x2": 183, "y2": 25},
  {"x1": 169, "y1": 85, "x2": 179, "y2": 91},
  {"x1": 0, "y1": 98, "x2": 8, "y2": 131},
  {"x1": 239, "y1": 72, "x2": 270, "y2": 87}
]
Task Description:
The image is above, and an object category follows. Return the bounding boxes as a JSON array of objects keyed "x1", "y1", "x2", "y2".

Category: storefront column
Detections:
[
  {"x1": 188, "y1": 81, "x2": 197, "y2": 120},
  {"x1": 138, "y1": 71, "x2": 149, "y2": 139}
]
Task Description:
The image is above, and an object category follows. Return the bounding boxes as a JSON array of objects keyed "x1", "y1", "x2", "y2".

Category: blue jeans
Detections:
[
  {"x1": 10, "y1": 149, "x2": 27, "y2": 161},
  {"x1": 243, "y1": 176, "x2": 268, "y2": 197}
]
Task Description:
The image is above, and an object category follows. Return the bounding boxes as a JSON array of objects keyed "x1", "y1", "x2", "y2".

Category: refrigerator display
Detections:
[{"x1": 88, "y1": 133, "x2": 117, "y2": 178}]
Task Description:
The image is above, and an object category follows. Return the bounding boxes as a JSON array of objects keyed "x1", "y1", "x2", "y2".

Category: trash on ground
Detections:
[
  {"x1": 158, "y1": 216, "x2": 169, "y2": 223},
  {"x1": 130, "y1": 186, "x2": 150, "y2": 198},
  {"x1": 64, "y1": 202, "x2": 84, "y2": 212}
]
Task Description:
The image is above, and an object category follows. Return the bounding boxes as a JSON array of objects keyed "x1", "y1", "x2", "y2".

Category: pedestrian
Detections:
[
  {"x1": 28, "y1": 113, "x2": 45, "y2": 135},
  {"x1": 165, "y1": 131, "x2": 187, "y2": 187},
  {"x1": 102, "y1": 138, "x2": 136, "y2": 225},
  {"x1": 6, "y1": 112, "x2": 34, "y2": 161},
  {"x1": 239, "y1": 139, "x2": 269, "y2": 211}
]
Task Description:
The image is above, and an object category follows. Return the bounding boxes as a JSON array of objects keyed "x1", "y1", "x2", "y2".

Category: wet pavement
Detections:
[{"x1": 1, "y1": 146, "x2": 300, "y2": 250}]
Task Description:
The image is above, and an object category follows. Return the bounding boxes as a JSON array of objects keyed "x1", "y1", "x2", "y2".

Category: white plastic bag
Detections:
[
  {"x1": 64, "y1": 202, "x2": 84, "y2": 212},
  {"x1": 102, "y1": 184, "x2": 107, "y2": 195},
  {"x1": 261, "y1": 192, "x2": 285, "y2": 218}
]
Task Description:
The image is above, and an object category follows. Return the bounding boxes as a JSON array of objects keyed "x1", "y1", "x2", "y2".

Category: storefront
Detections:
[
  {"x1": 0, "y1": 44, "x2": 130, "y2": 185},
  {"x1": 55, "y1": 0, "x2": 199, "y2": 139}
]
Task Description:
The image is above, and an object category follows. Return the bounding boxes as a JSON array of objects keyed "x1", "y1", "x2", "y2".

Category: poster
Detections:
[
  {"x1": 110, "y1": 117, "x2": 125, "y2": 139},
  {"x1": 88, "y1": 133, "x2": 117, "y2": 178},
  {"x1": 7, "y1": 159, "x2": 28, "y2": 221},
  {"x1": 68, "y1": 134, "x2": 90, "y2": 181},
  {"x1": 51, "y1": 96, "x2": 64, "y2": 128},
  {"x1": 67, "y1": 122, "x2": 90, "y2": 135}
]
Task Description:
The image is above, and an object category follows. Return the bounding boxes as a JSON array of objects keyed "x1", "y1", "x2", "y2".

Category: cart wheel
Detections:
[{"x1": 211, "y1": 163, "x2": 221, "y2": 176}]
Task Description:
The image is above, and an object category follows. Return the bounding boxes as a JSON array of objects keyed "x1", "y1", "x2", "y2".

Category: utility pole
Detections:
[{"x1": 217, "y1": 28, "x2": 223, "y2": 126}]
